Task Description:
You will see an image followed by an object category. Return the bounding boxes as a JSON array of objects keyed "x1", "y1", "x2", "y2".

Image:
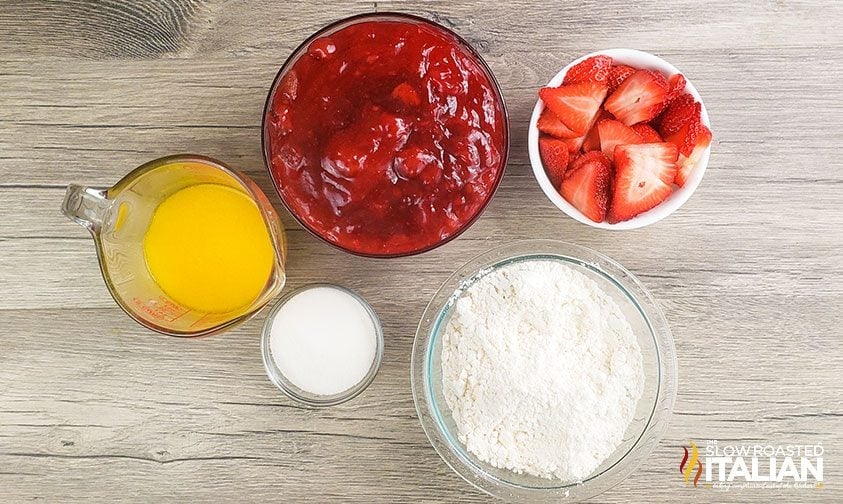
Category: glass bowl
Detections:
[
  {"x1": 411, "y1": 240, "x2": 677, "y2": 502},
  {"x1": 261, "y1": 12, "x2": 510, "y2": 258},
  {"x1": 261, "y1": 284, "x2": 384, "y2": 407}
]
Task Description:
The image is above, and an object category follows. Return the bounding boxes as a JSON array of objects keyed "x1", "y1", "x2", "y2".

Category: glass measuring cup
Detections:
[{"x1": 62, "y1": 154, "x2": 287, "y2": 337}]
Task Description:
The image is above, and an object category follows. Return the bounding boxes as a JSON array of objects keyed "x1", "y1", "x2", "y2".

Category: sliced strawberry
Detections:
[
  {"x1": 582, "y1": 109, "x2": 612, "y2": 152},
  {"x1": 539, "y1": 82, "x2": 608, "y2": 135},
  {"x1": 539, "y1": 136, "x2": 570, "y2": 187},
  {"x1": 657, "y1": 93, "x2": 700, "y2": 138},
  {"x1": 607, "y1": 64, "x2": 636, "y2": 94},
  {"x1": 392, "y1": 82, "x2": 421, "y2": 107},
  {"x1": 560, "y1": 153, "x2": 612, "y2": 222},
  {"x1": 563, "y1": 55, "x2": 614, "y2": 85},
  {"x1": 567, "y1": 151, "x2": 581, "y2": 171},
  {"x1": 665, "y1": 115, "x2": 708, "y2": 157},
  {"x1": 632, "y1": 123, "x2": 663, "y2": 143},
  {"x1": 651, "y1": 70, "x2": 668, "y2": 89},
  {"x1": 568, "y1": 150, "x2": 612, "y2": 174},
  {"x1": 604, "y1": 70, "x2": 669, "y2": 126},
  {"x1": 608, "y1": 143, "x2": 679, "y2": 223},
  {"x1": 598, "y1": 119, "x2": 643, "y2": 161},
  {"x1": 537, "y1": 108, "x2": 579, "y2": 139},
  {"x1": 582, "y1": 125, "x2": 601, "y2": 153},
  {"x1": 582, "y1": 126, "x2": 601, "y2": 153},
  {"x1": 563, "y1": 135, "x2": 586, "y2": 153},
  {"x1": 674, "y1": 125, "x2": 712, "y2": 187},
  {"x1": 666, "y1": 73, "x2": 687, "y2": 104}
]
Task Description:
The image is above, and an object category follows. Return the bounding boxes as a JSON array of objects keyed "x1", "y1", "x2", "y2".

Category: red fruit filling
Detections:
[{"x1": 266, "y1": 19, "x2": 507, "y2": 256}]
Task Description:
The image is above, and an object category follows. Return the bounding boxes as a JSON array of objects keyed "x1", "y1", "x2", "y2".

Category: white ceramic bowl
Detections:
[{"x1": 528, "y1": 49, "x2": 712, "y2": 230}]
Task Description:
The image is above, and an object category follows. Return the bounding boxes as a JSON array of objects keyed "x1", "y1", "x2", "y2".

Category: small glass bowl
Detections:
[
  {"x1": 261, "y1": 284, "x2": 384, "y2": 407},
  {"x1": 411, "y1": 240, "x2": 677, "y2": 502}
]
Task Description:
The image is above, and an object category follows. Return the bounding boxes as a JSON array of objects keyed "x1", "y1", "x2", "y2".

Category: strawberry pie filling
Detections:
[{"x1": 265, "y1": 18, "x2": 507, "y2": 256}]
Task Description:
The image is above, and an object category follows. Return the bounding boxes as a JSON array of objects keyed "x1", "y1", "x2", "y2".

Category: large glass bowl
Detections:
[
  {"x1": 261, "y1": 12, "x2": 509, "y2": 258},
  {"x1": 411, "y1": 240, "x2": 677, "y2": 502}
]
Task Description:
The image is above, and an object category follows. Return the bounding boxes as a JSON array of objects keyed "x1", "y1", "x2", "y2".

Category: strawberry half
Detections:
[
  {"x1": 582, "y1": 126, "x2": 601, "y2": 153},
  {"x1": 608, "y1": 143, "x2": 679, "y2": 223},
  {"x1": 666, "y1": 73, "x2": 687, "y2": 104},
  {"x1": 607, "y1": 64, "x2": 636, "y2": 94},
  {"x1": 582, "y1": 109, "x2": 613, "y2": 152},
  {"x1": 537, "y1": 108, "x2": 579, "y2": 139},
  {"x1": 598, "y1": 119, "x2": 643, "y2": 161},
  {"x1": 674, "y1": 124, "x2": 712, "y2": 187},
  {"x1": 665, "y1": 115, "x2": 708, "y2": 157},
  {"x1": 632, "y1": 123, "x2": 663, "y2": 143},
  {"x1": 560, "y1": 152, "x2": 612, "y2": 222},
  {"x1": 567, "y1": 151, "x2": 581, "y2": 171},
  {"x1": 657, "y1": 93, "x2": 700, "y2": 138},
  {"x1": 568, "y1": 151, "x2": 612, "y2": 174},
  {"x1": 539, "y1": 136, "x2": 570, "y2": 187},
  {"x1": 562, "y1": 135, "x2": 587, "y2": 153},
  {"x1": 539, "y1": 82, "x2": 608, "y2": 135},
  {"x1": 563, "y1": 55, "x2": 614, "y2": 85},
  {"x1": 604, "y1": 69, "x2": 669, "y2": 125}
]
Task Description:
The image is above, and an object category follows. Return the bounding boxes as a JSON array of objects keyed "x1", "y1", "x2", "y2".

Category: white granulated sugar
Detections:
[{"x1": 440, "y1": 259, "x2": 644, "y2": 482}]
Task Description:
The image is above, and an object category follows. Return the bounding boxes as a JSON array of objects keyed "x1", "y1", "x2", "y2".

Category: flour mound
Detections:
[{"x1": 440, "y1": 259, "x2": 644, "y2": 482}]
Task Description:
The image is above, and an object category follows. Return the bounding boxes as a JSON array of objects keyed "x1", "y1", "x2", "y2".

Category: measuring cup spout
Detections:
[{"x1": 62, "y1": 184, "x2": 111, "y2": 232}]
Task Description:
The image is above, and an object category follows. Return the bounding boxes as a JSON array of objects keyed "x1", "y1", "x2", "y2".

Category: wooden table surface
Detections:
[{"x1": 2, "y1": 1, "x2": 842, "y2": 502}]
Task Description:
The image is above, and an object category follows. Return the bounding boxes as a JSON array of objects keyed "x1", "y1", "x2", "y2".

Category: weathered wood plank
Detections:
[{"x1": 1, "y1": 1, "x2": 841, "y2": 61}]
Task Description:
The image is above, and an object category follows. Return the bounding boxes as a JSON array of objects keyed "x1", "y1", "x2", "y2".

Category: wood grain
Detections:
[{"x1": 1, "y1": 0, "x2": 842, "y2": 502}]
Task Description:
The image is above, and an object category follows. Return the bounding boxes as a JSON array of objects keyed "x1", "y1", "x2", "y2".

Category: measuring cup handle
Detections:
[{"x1": 62, "y1": 184, "x2": 110, "y2": 232}]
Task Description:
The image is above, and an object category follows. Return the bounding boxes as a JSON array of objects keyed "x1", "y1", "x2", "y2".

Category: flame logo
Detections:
[{"x1": 680, "y1": 440, "x2": 704, "y2": 487}]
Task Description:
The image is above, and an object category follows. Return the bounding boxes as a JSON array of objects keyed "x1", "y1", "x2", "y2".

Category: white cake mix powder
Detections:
[{"x1": 440, "y1": 259, "x2": 644, "y2": 482}]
